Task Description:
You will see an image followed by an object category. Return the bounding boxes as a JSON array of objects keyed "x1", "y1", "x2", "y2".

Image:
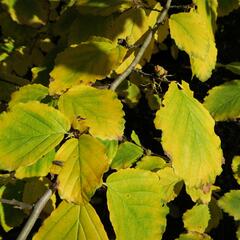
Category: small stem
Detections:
[
  {"x1": 16, "y1": 189, "x2": 53, "y2": 240},
  {"x1": 110, "y1": 0, "x2": 172, "y2": 91},
  {"x1": 0, "y1": 198, "x2": 32, "y2": 210}
]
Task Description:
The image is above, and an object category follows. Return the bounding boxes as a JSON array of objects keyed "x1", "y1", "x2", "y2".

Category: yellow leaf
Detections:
[
  {"x1": 154, "y1": 82, "x2": 223, "y2": 187},
  {"x1": 49, "y1": 37, "x2": 126, "y2": 95},
  {"x1": 59, "y1": 85, "x2": 125, "y2": 140},
  {"x1": 57, "y1": 135, "x2": 109, "y2": 204},
  {"x1": 33, "y1": 201, "x2": 108, "y2": 240}
]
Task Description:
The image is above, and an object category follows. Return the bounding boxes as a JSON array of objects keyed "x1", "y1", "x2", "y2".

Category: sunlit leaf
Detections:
[
  {"x1": 111, "y1": 141, "x2": 143, "y2": 170},
  {"x1": 0, "y1": 101, "x2": 70, "y2": 170},
  {"x1": 136, "y1": 155, "x2": 167, "y2": 171},
  {"x1": 157, "y1": 167, "x2": 183, "y2": 203},
  {"x1": 183, "y1": 204, "x2": 210, "y2": 233},
  {"x1": 232, "y1": 156, "x2": 240, "y2": 185},
  {"x1": 0, "y1": 181, "x2": 26, "y2": 232},
  {"x1": 8, "y1": 84, "x2": 48, "y2": 109},
  {"x1": 218, "y1": 0, "x2": 240, "y2": 16},
  {"x1": 33, "y1": 201, "x2": 108, "y2": 240},
  {"x1": 154, "y1": 81, "x2": 223, "y2": 187},
  {"x1": 1, "y1": 0, "x2": 49, "y2": 27},
  {"x1": 131, "y1": 130, "x2": 141, "y2": 146},
  {"x1": 23, "y1": 177, "x2": 56, "y2": 215},
  {"x1": 58, "y1": 85, "x2": 125, "y2": 140},
  {"x1": 218, "y1": 190, "x2": 240, "y2": 220},
  {"x1": 177, "y1": 232, "x2": 212, "y2": 240},
  {"x1": 49, "y1": 37, "x2": 126, "y2": 95},
  {"x1": 98, "y1": 139, "x2": 118, "y2": 164},
  {"x1": 204, "y1": 80, "x2": 240, "y2": 121},
  {"x1": 107, "y1": 169, "x2": 168, "y2": 239},
  {"x1": 57, "y1": 135, "x2": 109, "y2": 204},
  {"x1": 15, "y1": 150, "x2": 55, "y2": 179},
  {"x1": 169, "y1": 12, "x2": 210, "y2": 59}
]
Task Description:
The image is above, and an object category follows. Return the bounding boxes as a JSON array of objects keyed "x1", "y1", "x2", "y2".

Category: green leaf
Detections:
[
  {"x1": 15, "y1": 150, "x2": 55, "y2": 179},
  {"x1": 106, "y1": 169, "x2": 168, "y2": 240},
  {"x1": 0, "y1": 101, "x2": 70, "y2": 171},
  {"x1": 23, "y1": 177, "x2": 56, "y2": 216},
  {"x1": 219, "y1": 62, "x2": 240, "y2": 75},
  {"x1": 218, "y1": 0, "x2": 240, "y2": 16},
  {"x1": 8, "y1": 84, "x2": 48, "y2": 109},
  {"x1": 75, "y1": 0, "x2": 132, "y2": 16},
  {"x1": 131, "y1": 130, "x2": 141, "y2": 146},
  {"x1": 169, "y1": 12, "x2": 210, "y2": 59},
  {"x1": 1, "y1": 0, "x2": 49, "y2": 27},
  {"x1": 0, "y1": 181, "x2": 26, "y2": 232},
  {"x1": 177, "y1": 232, "x2": 212, "y2": 240},
  {"x1": 49, "y1": 37, "x2": 126, "y2": 95},
  {"x1": 218, "y1": 190, "x2": 240, "y2": 220},
  {"x1": 98, "y1": 139, "x2": 118, "y2": 164},
  {"x1": 33, "y1": 201, "x2": 108, "y2": 240},
  {"x1": 58, "y1": 85, "x2": 125, "y2": 140},
  {"x1": 183, "y1": 204, "x2": 210, "y2": 233},
  {"x1": 111, "y1": 141, "x2": 143, "y2": 170},
  {"x1": 157, "y1": 167, "x2": 183, "y2": 203},
  {"x1": 136, "y1": 155, "x2": 167, "y2": 171},
  {"x1": 57, "y1": 135, "x2": 109, "y2": 204},
  {"x1": 232, "y1": 156, "x2": 240, "y2": 185},
  {"x1": 204, "y1": 80, "x2": 240, "y2": 121},
  {"x1": 154, "y1": 82, "x2": 223, "y2": 187}
]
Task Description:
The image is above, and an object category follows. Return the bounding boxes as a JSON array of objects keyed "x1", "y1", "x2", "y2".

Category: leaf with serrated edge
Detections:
[
  {"x1": 58, "y1": 85, "x2": 125, "y2": 140},
  {"x1": 154, "y1": 81, "x2": 223, "y2": 187},
  {"x1": 33, "y1": 201, "x2": 108, "y2": 240},
  {"x1": 232, "y1": 156, "x2": 240, "y2": 185},
  {"x1": 107, "y1": 169, "x2": 168, "y2": 240},
  {"x1": 183, "y1": 204, "x2": 210, "y2": 233},
  {"x1": 111, "y1": 141, "x2": 143, "y2": 170},
  {"x1": 57, "y1": 135, "x2": 108, "y2": 204},
  {"x1": 169, "y1": 12, "x2": 210, "y2": 59},
  {"x1": 0, "y1": 101, "x2": 70, "y2": 171},
  {"x1": 204, "y1": 80, "x2": 240, "y2": 121},
  {"x1": 49, "y1": 37, "x2": 126, "y2": 95},
  {"x1": 15, "y1": 150, "x2": 55, "y2": 179},
  {"x1": 218, "y1": 190, "x2": 240, "y2": 220},
  {"x1": 9, "y1": 84, "x2": 48, "y2": 109},
  {"x1": 157, "y1": 167, "x2": 183, "y2": 203}
]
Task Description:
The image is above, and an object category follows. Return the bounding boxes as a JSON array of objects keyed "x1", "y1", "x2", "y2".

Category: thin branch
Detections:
[
  {"x1": 16, "y1": 189, "x2": 53, "y2": 240},
  {"x1": 110, "y1": 0, "x2": 172, "y2": 91},
  {"x1": 0, "y1": 198, "x2": 32, "y2": 210}
]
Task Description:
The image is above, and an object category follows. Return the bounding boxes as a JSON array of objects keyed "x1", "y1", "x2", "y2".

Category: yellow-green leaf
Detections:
[
  {"x1": 154, "y1": 82, "x2": 223, "y2": 187},
  {"x1": 49, "y1": 37, "x2": 126, "y2": 95},
  {"x1": 218, "y1": 190, "x2": 240, "y2": 220},
  {"x1": 157, "y1": 167, "x2": 183, "y2": 203},
  {"x1": 177, "y1": 232, "x2": 212, "y2": 240},
  {"x1": 183, "y1": 204, "x2": 210, "y2": 233},
  {"x1": 58, "y1": 85, "x2": 125, "y2": 140},
  {"x1": 169, "y1": 12, "x2": 210, "y2": 59},
  {"x1": 98, "y1": 139, "x2": 118, "y2": 164},
  {"x1": 33, "y1": 201, "x2": 108, "y2": 240},
  {"x1": 203, "y1": 80, "x2": 240, "y2": 121},
  {"x1": 9, "y1": 84, "x2": 48, "y2": 109},
  {"x1": 15, "y1": 150, "x2": 55, "y2": 179},
  {"x1": 111, "y1": 141, "x2": 143, "y2": 170},
  {"x1": 1, "y1": 0, "x2": 49, "y2": 27},
  {"x1": 232, "y1": 156, "x2": 240, "y2": 185},
  {"x1": 136, "y1": 155, "x2": 167, "y2": 171},
  {"x1": 0, "y1": 181, "x2": 26, "y2": 232},
  {"x1": 0, "y1": 101, "x2": 70, "y2": 171},
  {"x1": 107, "y1": 169, "x2": 168, "y2": 240},
  {"x1": 57, "y1": 135, "x2": 109, "y2": 204}
]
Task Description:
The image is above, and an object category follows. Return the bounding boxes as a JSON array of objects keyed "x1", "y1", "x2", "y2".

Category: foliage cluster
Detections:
[{"x1": 0, "y1": 0, "x2": 240, "y2": 239}]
